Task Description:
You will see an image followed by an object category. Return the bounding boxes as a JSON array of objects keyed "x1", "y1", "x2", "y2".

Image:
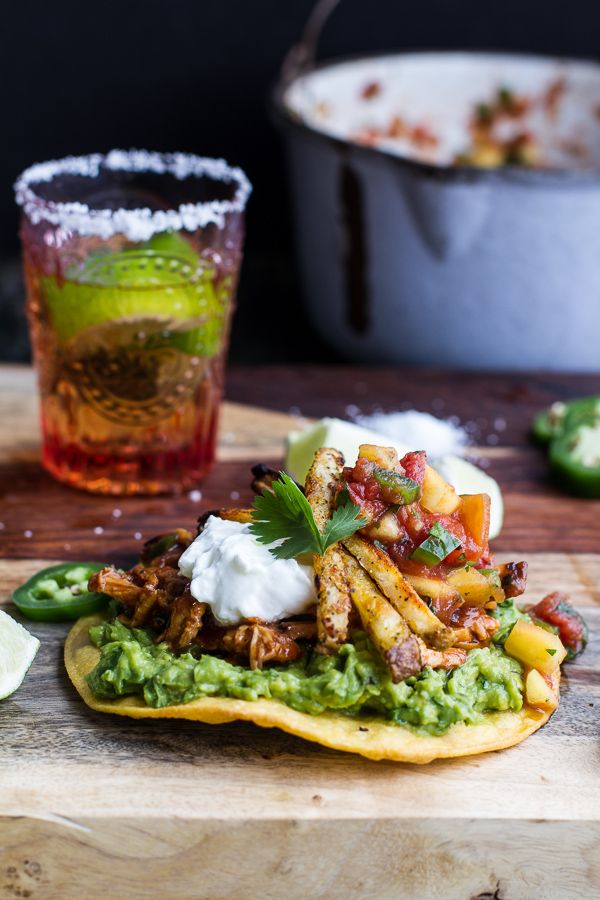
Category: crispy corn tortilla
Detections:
[{"x1": 65, "y1": 615, "x2": 559, "y2": 763}]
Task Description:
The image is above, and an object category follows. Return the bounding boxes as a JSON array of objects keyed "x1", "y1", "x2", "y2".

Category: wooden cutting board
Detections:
[{"x1": 1, "y1": 365, "x2": 600, "y2": 900}]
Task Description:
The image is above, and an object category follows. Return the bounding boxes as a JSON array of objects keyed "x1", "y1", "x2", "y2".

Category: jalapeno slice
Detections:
[
  {"x1": 549, "y1": 424, "x2": 600, "y2": 498},
  {"x1": 12, "y1": 562, "x2": 110, "y2": 622},
  {"x1": 532, "y1": 403, "x2": 565, "y2": 445},
  {"x1": 140, "y1": 532, "x2": 180, "y2": 564},
  {"x1": 372, "y1": 467, "x2": 420, "y2": 505},
  {"x1": 532, "y1": 397, "x2": 600, "y2": 445},
  {"x1": 562, "y1": 396, "x2": 600, "y2": 433}
]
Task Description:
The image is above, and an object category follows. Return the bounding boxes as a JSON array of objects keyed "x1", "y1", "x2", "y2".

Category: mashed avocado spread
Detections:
[{"x1": 86, "y1": 600, "x2": 525, "y2": 735}]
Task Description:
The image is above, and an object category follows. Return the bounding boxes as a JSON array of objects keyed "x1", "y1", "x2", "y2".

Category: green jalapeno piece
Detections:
[
  {"x1": 411, "y1": 521, "x2": 461, "y2": 567},
  {"x1": 140, "y1": 532, "x2": 180, "y2": 564},
  {"x1": 562, "y1": 397, "x2": 600, "y2": 433},
  {"x1": 532, "y1": 404, "x2": 565, "y2": 445},
  {"x1": 532, "y1": 396, "x2": 600, "y2": 445},
  {"x1": 372, "y1": 467, "x2": 420, "y2": 505},
  {"x1": 12, "y1": 562, "x2": 109, "y2": 622},
  {"x1": 549, "y1": 424, "x2": 600, "y2": 498}
]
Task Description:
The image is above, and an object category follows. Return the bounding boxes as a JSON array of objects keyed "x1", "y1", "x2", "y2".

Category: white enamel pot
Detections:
[{"x1": 274, "y1": 3, "x2": 600, "y2": 370}]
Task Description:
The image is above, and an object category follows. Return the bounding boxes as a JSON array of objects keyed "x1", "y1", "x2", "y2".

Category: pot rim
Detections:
[{"x1": 272, "y1": 48, "x2": 600, "y2": 186}]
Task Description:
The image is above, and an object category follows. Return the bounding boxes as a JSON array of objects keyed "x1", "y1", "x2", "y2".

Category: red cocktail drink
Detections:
[{"x1": 15, "y1": 151, "x2": 250, "y2": 494}]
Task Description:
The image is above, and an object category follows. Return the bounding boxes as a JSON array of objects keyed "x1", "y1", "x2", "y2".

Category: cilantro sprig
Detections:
[{"x1": 249, "y1": 472, "x2": 367, "y2": 559}]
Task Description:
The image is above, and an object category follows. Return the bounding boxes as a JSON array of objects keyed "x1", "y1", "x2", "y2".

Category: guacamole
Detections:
[{"x1": 86, "y1": 601, "x2": 525, "y2": 736}]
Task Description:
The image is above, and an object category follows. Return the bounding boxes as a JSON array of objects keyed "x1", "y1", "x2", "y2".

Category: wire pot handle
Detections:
[{"x1": 281, "y1": 0, "x2": 343, "y2": 86}]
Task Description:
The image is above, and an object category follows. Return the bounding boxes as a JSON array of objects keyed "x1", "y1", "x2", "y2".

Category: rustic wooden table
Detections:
[{"x1": 1, "y1": 364, "x2": 599, "y2": 899}]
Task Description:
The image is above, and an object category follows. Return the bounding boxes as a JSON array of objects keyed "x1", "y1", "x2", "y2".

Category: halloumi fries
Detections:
[
  {"x1": 305, "y1": 448, "x2": 353, "y2": 653},
  {"x1": 343, "y1": 535, "x2": 455, "y2": 649},
  {"x1": 343, "y1": 551, "x2": 421, "y2": 682}
]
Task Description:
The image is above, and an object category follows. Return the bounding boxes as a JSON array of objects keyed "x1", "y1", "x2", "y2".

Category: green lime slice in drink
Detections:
[
  {"x1": 41, "y1": 232, "x2": 227, "y2": 356},
  {"x1": 140, "y1": 229, "x2": 200, "y2": 265}
]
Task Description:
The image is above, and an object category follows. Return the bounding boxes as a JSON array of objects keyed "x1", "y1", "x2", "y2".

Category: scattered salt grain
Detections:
[
  {"x1": 486, "y1": 433, "x2": 500, "y2": 446},
  {"x1": 0, "y1": 522, "x2": 4, "y2": 530},
  {"x1": 93, "y1": 526, "x2": 104, "y2": 535},
  {"x1": 230, "y1": 490, "x2": 240, "y2": 501},
  {"x1": 64, "y1": 543, "x2": 71, "y2": 551},
  {"x1": 188, "y1": 490, "x2": 203, "y2": 502},
  {"x1": 355, "y1": 410, "x2": 469, "y2": 459},
  {"x1": 345, "y1": 404, "x2": 361, "y2": 418},
  {"x1": 494, "y1": 417, "x2": 507, "y2": 432},
  {"x1": 133, "y1": 532, "x2": 143, "y2": 541},
  {"x1": 24, "y1": 530, "x2": 33, "y2": 539},
  {"x1": 111, "y1": 508, "x2": 122, "y2": 519}
]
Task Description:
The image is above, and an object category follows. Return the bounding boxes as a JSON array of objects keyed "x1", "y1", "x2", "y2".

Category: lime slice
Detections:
[
  {"x1": 433, "y1": 455, "x2": 504, "y2": 539},
  {"x1": 42, "y1": 253, "x2": 218, "y2": 345},
  {"x1": 286, "y1": 417, "x2": 411, "y2": 482},
  {"x1": 285, "y1": 417, "x2": 504, "y2": 539},
  {"x1": 0, "y1": 609, "x2": 40, "y2": 700},
  {"x1": 141, "y1": 229, "x2": 200, "y2": 265},
  {"x1": 40, "y1": 230, "x2": 226, "y2": 356}
]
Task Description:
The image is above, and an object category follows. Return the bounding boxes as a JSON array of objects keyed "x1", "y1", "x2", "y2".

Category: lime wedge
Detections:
[
  {"x1": 0, "y1": 610, "x2": 40, "y2": 700},
  {"x1": 286, "y1": 417, "x2": 411, "y2": 482},
  {"x1": 285, "y1": 417, "x2": 504, "y2": 539}
]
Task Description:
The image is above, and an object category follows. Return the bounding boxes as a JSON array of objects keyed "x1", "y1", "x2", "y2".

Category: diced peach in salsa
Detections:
[
  {"x1": 525, "y1": 668, "x2": 558, "y2": 710},
  {"x1": 504, "y1": 619, "x2": 566, "y2": 674},
  {"x1": 421, "y1": 467, "x2": 460, "y2": 515}
]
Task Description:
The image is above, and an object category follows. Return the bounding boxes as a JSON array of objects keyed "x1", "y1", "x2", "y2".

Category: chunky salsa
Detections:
[{"x1": 344, "y1": 450, "x2": 491, "y2": 571}]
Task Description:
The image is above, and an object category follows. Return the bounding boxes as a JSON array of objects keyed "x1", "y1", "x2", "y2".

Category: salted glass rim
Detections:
[{"x1": 14, "y1": 149, "x2": 252, "y2": 242}]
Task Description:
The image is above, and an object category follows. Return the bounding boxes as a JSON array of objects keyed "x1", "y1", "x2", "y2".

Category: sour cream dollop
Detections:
[{"x1": 178, "y1": 516, "x2": 316, "y2": 626}]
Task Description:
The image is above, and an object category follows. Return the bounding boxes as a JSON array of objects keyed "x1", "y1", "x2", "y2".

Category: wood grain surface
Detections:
[{"x1": 2, "y1": 364, "x2": 600, "y2": 900}]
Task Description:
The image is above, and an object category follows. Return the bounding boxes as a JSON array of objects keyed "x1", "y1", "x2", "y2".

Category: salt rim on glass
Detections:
[{"x1": 14, "y1": 149, "x2": 252, "y2": 242}]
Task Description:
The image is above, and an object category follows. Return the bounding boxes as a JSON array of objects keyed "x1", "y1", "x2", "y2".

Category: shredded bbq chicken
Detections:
[
  {"x1": 89, "y1": 558, "x2": 311, "y2": 666},
  {"x1": 220, "y1": 621, "x2": 302, "y2": 669},
  {"x1": 451, "y1": 608, "x2": 501, "y2": 649},
  {"x1": 158, "y1": 590, "x2": 207, "y2": 650},
  {"x1": 416, "y1": 638, "x2": 467, "y2": 670}
]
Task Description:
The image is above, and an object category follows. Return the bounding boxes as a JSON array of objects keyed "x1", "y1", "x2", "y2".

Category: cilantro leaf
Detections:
[
  {"x1": 323, "y1": 499, "x2": 368, "y2": 548},
  {"x1": 249, "y1": 472, "x2": 367, "y2": 559},
  {"x1": 249, "y1": 473, "x2": 322, "y2": 559}
]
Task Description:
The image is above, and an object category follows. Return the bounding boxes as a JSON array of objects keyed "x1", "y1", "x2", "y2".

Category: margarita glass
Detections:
[{"x1": 15, "y1": 150, "x2": 251, "y2": 495}]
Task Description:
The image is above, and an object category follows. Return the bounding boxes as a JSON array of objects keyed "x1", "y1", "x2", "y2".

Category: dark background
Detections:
[{"x1": 1, "y1": 0, "x2": 596, "y2": 363}]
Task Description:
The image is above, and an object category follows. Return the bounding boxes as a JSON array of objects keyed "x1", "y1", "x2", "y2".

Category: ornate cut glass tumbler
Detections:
[{"x1": 15, "y1": 150, "x2": 250, "y2": 494}]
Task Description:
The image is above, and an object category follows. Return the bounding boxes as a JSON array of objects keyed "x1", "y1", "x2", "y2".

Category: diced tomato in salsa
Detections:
[
  {"x1": 345, "y1": 479, "x2": 387, "y2": 523},
  {"x1": 528, "y1": 592, "x2": 588, "y2": 656},
  {"x1": 400, "y1": 450, "x2": 426, "y2": 485}
]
